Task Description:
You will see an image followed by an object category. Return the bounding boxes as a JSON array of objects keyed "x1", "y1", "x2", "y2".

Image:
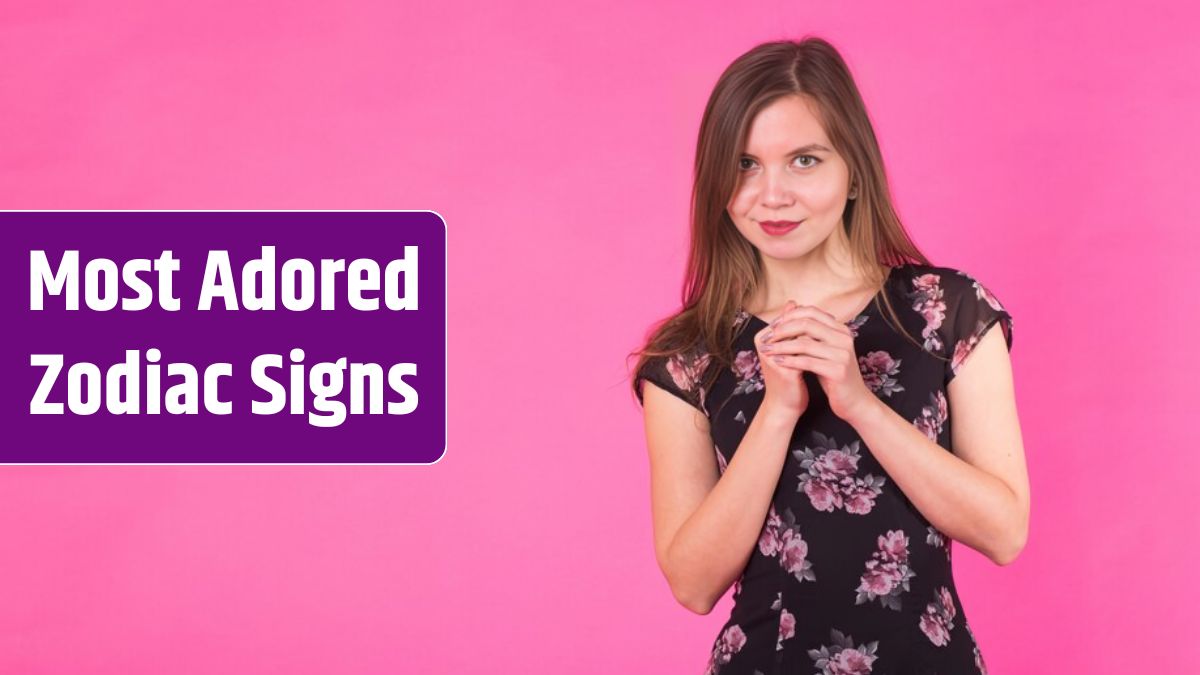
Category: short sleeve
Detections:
[
  {"x1": 941, "y1": 270, "x2": 1014, "y2": 385},
  {"x1": 634, "y1": 350, "x2": 711, "y2": 415}
]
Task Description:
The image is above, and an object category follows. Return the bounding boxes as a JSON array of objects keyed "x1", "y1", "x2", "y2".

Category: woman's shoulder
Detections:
[
  {"x1": 888, "y1": 261, "x2": 1013, "y2": 362},
  {"x1": 892, "y1": 260, "x2": 964, "y2": 278},
  {"x1": 890, "y1": 262, "x2": 989, "y2": 297},
  {"x1": 634, "y1": 341, "x2": 715, "y2": 414}
]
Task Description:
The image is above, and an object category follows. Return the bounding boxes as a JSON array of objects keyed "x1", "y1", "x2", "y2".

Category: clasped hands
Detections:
[{"x1": 756, "y1": 300, "x2": 875, "y2": 423}]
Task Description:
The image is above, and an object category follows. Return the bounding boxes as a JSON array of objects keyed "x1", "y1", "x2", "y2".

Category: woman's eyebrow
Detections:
[{"x1": 741, "y1": 143, "x2": 833, "y2": 157}]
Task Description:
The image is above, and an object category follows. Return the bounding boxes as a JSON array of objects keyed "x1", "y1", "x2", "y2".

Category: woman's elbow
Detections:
[
  {"x1": 660, "y1": 545, "x2": 718, "y2": 614},
  {"x1": 991, "y1": 518, "x2": 1028, "y2": 566},
  {"x1": 663, "y1": 566, "x2": 717, "y2": 614},
  {"x1": 672, "y1": 583, "x2": 716, "y2": 615}
]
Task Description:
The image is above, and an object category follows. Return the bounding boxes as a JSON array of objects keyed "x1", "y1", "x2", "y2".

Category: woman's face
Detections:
[{"x1": 726, "y1": 94, "x2": 854, "y2": 264}]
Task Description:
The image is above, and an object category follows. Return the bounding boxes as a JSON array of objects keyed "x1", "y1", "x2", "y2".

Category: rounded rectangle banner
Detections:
[{"x1": 4, "y1": 210, "x2": 447, "y2": 464}]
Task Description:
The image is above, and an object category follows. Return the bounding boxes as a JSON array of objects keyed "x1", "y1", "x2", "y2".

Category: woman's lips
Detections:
[{"x1": 760, "y1": 220, "x2": 803, "y2": 236}]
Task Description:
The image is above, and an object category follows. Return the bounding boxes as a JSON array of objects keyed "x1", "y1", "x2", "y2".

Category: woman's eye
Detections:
[{"x1": 737, "y1": 156, "x2": 821, "y2": 171}]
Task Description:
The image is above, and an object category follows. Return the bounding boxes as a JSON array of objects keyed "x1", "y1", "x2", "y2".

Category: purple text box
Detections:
[{"x1": 3, "y1": 210, "x2": 446, "y2": 464}]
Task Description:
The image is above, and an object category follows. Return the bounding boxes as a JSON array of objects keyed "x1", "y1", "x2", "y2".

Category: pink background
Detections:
[{"x1": 2, "y1": 1, "x2": 1197, "y2": 673}]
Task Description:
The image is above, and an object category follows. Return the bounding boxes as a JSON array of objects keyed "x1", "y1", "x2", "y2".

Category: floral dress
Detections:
[{"x1": 635, "y1": 264, "x2": 1013, "y2": 675}]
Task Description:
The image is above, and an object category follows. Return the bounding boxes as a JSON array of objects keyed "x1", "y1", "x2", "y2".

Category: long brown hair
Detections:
[{"x1": 630, "y1": 36, "x2": 936, "y2": 408}]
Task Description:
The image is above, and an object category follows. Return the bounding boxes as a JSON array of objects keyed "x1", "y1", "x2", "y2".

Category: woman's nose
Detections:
[{"x1": 760, "y1": 171, "x2": 794, "y2": 207}]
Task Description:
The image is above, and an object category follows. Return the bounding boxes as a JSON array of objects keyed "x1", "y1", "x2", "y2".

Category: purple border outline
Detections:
[{"x1": 2, "y1": 209, "x2": 449, "y2": 467}]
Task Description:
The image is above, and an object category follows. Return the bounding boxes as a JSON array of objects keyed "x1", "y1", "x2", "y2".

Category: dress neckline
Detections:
[{"x1": 738, "y1": 264, "x2": 899, "y2": 329}]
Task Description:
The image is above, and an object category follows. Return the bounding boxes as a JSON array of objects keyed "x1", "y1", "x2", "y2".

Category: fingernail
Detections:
[
  {"x1": 772, "y1": 355, "x2": 783, "y2": 363},
  {"x1": 762, "y1": 330, "x2": 774, "y2": 341}
]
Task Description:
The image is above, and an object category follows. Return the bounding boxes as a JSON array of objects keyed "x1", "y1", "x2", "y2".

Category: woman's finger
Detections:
[
  {"x1": 769, "y1": 311, "x2": 850, "y2": 345},
  {"x1": 769, "y1": 353, "x2": 836, "y2": 377},
  {"x1": 763, "y1": 334, "x2": 840, "y2": 362}
]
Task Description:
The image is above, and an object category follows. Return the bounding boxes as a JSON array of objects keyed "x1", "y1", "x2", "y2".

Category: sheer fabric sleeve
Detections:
[
  {"x1": 634, "y1": 350, "x2": 711, "y2": 415},
  {"x1": 941, "y1": 270, "x2": 1014, "y2": 385}
]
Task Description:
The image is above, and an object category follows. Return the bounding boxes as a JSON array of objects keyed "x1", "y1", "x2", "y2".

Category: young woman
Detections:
[{"x1": 631, "y1": 38, "x2": 1028, "y2": 675}]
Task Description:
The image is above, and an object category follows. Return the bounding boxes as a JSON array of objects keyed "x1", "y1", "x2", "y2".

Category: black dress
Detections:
[{"x1": 635, "y1": 263, "x2": 1012, "y2": 675}]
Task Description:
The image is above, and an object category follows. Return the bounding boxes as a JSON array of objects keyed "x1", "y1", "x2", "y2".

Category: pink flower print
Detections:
[
  {"x1": 938, "y1": 586, "x2": 955, "y2": 614},
  {"x1": 804, "y1": 478, "x2": 842, "y2": 512},
  {"x1": 926, "y1": 525, "x2": 951, "y2": 559},
  {"x1": 963, "y1": 273, "x2": 1005, "y2": 314},
  {"x1": 794, "y1": 432, "x2": 887, "y2": 516},
  {"x1": 909, "y1": 273, "x2": 947, "y2": 352},
  {"x1": 918, "y1": 585, "x2": 957, "y2": 647},
  {"x1": 912, "y1": 273, "x2": 939, "y2": 294},
  {"x1": 666, "y1": 351, "x2": 709, "y2": 391},
  {"x1": 846, "y1": 314, "x2": 869, "y2": 338},
  {"x1": 777, "y1": 611, "x2": 796, "y2": 651},
  {"x1": 757, "y1": 506, "x2": 786, "y2": 556},
  {"x1": 919, "y1": 612, "x2": 950, "y2": 647},
  {"x1": 855, "y1": 530, "x2": 915, "y2": 611},
  {"x1": 705, "y1": 624, "x2": 747, "y2": 675},
  {"x1": 829, "y1": 648, "x2": 876, "y2": 675},
  {"x1": 663, "y1": 350, "x2": 712, "y2": 413},
  {"x1": 859, "y1": 565, "x2": 896, "y2": 596},
  {"x1": 948, "y1": 272, "x2": 1011, "y2": 378},
  {"x1": 843, "y1": 476, "x2": 887, "y2": 515},
  {"x1": 912, "y1": 390, "x2": 948, "y2": 442},
  {"x1": 950, "y1": 334, "x2": 980, "y2": 376},
  {"x1": 814, "y1": 449, "x2": 859, "y2": 478},
  {"x1": 807, "y1": 629, "x2": 879, "y2": 675},
  {"x1": 769, "y1": 591, "x2": 797, "y2": 651},
  {"x1": 757, "y1": 505, "x2": 816, "y2": 583},
  {"x1": 714, "y1": 446, "x2": 729, "y2": 475},
  {"x1": 964, "y1": 620, "x2": 988, "y2": 674},
  {"x1": 859, "y1": 351, "x2": 905, "y2": 397},
  {"x1": 731, "y1": 349, "x2": 765, "y2": 395},
  {"x1": 880, "y1": 529, "x2": 909, "y2": 561},
  {"x1": 950, "y1": 314, "x2": 1010, "y2": 378},
  {"x1": 779, "y1": 530, "x2": 815, "y2": 582},
  {"x1": 732, "y1": 350, "x2": 758, "y2": 380}
]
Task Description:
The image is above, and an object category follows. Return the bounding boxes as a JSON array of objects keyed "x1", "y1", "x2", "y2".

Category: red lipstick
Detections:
[{"x1": 759, "y1": 220, "x2": 802, "y2": 236}]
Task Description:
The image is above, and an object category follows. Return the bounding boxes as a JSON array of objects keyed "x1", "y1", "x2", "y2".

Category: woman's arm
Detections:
[
  {"x1": 643, "y1": 383, "x2": 798, "y2": 614},
  {"x1": 844, "y1": 324, "x2": 1030, "y2": 565}
]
